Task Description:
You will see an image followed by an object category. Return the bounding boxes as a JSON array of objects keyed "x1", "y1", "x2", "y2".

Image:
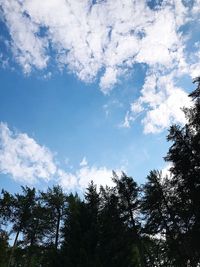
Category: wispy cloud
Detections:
[{"x1": 80, "y1": 157, "x2": 88, "y2": 167}]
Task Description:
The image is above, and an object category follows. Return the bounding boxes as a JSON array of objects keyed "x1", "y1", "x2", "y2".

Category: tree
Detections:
[
  {"x1": 98, "y1": 185, "x2": 135, "y2": 267},
  {"x1": 0, "y1": 230, "x2": 9, "y2": 267},
  {"x1": 22, "y1": 198, "x2": 50, "y2": 267},
  {"x1": 40, "y1": 185, "x2": 66, "y2": 250},
  {"x1": 164, "y1": 77, "x2": 200, "y2": 265},
  {"x1": 84, "y1": 181, "x2": 100, "y2": 266},
  {"x1": 112, "y1": 172, "x2": 146, "y2": 267},
  {"x1": 61, "y1": 193, "x2": 86, "y2": 267},
  {"x1": 141, "y1": 170, "x2": 188, "y2": 266},
  {"x1": 6, "y1": 186, "x2": 37, "y2": 267},
  {"x1": 0, "y1": 189, "x2": 13, "y2": 231}
]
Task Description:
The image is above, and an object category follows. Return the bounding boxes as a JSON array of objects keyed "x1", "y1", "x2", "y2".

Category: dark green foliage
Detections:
[
  {"x1": 0, "y1": 230, "x2": 9, "y2": 267},
  {"x1": 61, "y1": 193, "x2": 87, "y2": 267},
  {"x1": 40, "y1": 185, "x2": 66, "y2": 249},
  {"x1": 112, "y1": 172, "x2": 146, "y2": 267},
  {"x1": 98, "y1": 186, "x2": 136, "y2": 267},
  {"x1": 163, "y1": 77, "x2": 200, "y2": 266}
]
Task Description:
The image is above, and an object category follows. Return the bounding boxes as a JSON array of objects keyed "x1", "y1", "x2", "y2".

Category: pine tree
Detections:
[
  {"x1": 141, "y1": 170, "x2": 188, "y2": 266},
  {"x1": 98, "y1": 185, "x2": 135, "y2": 267},
  {"x1": 0, "y1": 230, "x2": 9, "y2": 267},
  {"x1": 84, "y1": 181, "x2": 100, "y2": 266},
  {"x1": 40, "y1": 185, "x2": 66, "y2": 250},
  {"x1": 61, "y1": 193, "x2": 86, "y2": 267},
  {"x1": 6, "y1": 186, "x2": 37, "y2": 267},
  {"x1": 112, "y1": 172, "x2": 146, "y2": 267},
  {"x1": 165, "y1": 78, "x2": 200, "y2": 265}
]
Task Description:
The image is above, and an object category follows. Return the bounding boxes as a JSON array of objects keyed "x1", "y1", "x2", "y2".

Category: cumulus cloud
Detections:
[
  {"x1": 1, "y1": 1, "x2": 49, "y2": 73},
  {"x1": 0, "y1": 0, "x2": 199, "y2": 131},
  {"x1": 77, "y1": 165, "x2": 115, "y2": 190},
  {"x1": 1, "y1": 0, "x2": 199, "y2": 89},
  {"x1": 0, "y1": 123, "x2": 117, "y2": 189},
  {"x1": 0, "y1": 122, "x2": 56, "y2": 183},
  {"x1": 59, "y1": 162, "x2": 121, "y2": 191},
  {"x1": 123, "y1": 73, "x2": 192, "y2": 133}
]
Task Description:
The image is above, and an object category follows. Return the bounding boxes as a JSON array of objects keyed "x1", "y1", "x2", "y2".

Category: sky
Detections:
[{"x1": 0, "y1": 0, "x2": 200, "y2": 194}]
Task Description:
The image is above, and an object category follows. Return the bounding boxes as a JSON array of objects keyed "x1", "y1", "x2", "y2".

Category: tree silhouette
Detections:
[{"x1": 113, "y1": 172, "x2": 147, "y2": 267}]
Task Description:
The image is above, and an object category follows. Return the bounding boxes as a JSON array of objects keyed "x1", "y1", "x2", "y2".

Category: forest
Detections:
[{"x1": 0, "y1": 77, "x2": 200, "y2": 267}]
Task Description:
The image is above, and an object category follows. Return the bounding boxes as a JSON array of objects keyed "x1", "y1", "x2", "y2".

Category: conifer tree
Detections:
[
  {"x1": 112, "y1": 172, "x2": 146, "y2": 267},
  {"x1": 61, "y1": 193, "x2": 86, "y2": 267},
  {"x1": 165, "y1": 77, "x2": 200, "y2": 265},
  {"x1": 84, "y1": 181, "x2": 100, "y2": 266},
  {"x1": 7, "y1": 186, "x2": 37, "y2": 267},
  {"x1": 98, "y1": 185, "x2": 135, "y2": 267},
  {"x1": 40, "y1": 185, "x2": 66, "y2": 250}
]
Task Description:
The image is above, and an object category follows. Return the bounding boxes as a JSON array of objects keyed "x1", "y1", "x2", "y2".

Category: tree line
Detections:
[{"x1": 0, "y1": 78, "x2": 200, "y2": 267}]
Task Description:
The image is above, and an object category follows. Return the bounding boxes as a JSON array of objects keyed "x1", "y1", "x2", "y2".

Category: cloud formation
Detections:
[
  {"x1": 58, "y1": 164, "x2": 115, "y2": 191},
  {"x1": 0, "y1": 1, "x2": 198, "y2": 88},
  {"x1": 0, "y1": 0, "x2": 199, "y2": 132},
  {"x1": 59, "y1": 156, "x2": 116, "y2": 191},
  {"x1": 124, "y1": 73, "x2": 192, "y2": 133},
  {"x1": 0, "y1": 123, "x2": 56, "y2": 183},
  {"x1": 0, "y1": 123, "x2": 115, "y2": 189}
]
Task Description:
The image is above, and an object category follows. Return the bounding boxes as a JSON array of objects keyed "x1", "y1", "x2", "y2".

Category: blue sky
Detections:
[{"x1": 0, "y1": 0, "x2": 199, "y2": 194}]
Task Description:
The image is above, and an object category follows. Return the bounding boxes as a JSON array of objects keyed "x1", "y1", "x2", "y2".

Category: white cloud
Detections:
[
  {"x1": 58, "y1": 164, "x2": 121, "y2": 191},
  {"x1": 0, "y1": 122, "x2": 56, "y2": 183},
  {"x1": 80, "y1": 157, "x2": 88, "y2": 167},
  {"x1": 77, "y1": 165, "x2": 114, "y2": 189},
  {"x1": 1, "y1": 0, "x2": 200, "y2": 132},
  {"x1": 121, "y1": 111, "x2": 132, "y2": 128},
  {"x1": 100, "y1": 67, "x2": 120, "y2": 93},
  {"x1": 161, "y1": 164, "x2": 172, "y2": 179},
  {"x1": 1, "y1": 0, "x2": 198, "y2": 90},
  {"x1": 0, "y1": 53, "x2": 9, "y2": 69},
  {"x1": 57, "y1": 169, "x2": 78, "y2": 190},
  {"x1": 0, "y1": 123, "x2": 118, "y2": 190},
  {"x1": 124, "y1": 73, "x2": 192, "y2": 133},
  {"x1": 1, "y1": 0, "x2": 49, "y2": 73}
]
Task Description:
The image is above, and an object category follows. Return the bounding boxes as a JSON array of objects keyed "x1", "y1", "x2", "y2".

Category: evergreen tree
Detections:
[
  {"x1": 40, "y1": 185, "x2": 66, "y2": 250},
  {"x1": 0, "y1": 189, "x2": 13, "y2": 231},
  {"x1": 22, "y1": 197, "x2": 50, "y2": 267},
  {"x1": 84, "y1": 181, "x2": 100, "y2": 266},
  {"x1": 164, "y1": 78, "x2": 200, "y2": 266},
  {"x1": 0, "y1": 230, "x2": 9, "y2": 267},
  {"x1": 61, "y1": 193, "x2": 86, "y2": 267},
  {"x1": 7, "y1": 186, "x2": 37, "y2": 267},
  {"x1": 141, "y1": 170, "x2": 188, "y2": 266},
  {"x1": 39, "y1": 185, "x2": 66, "y2": 267},
  {"x1": 98, "y1": 185, "x2": 135, "y2": 267},
  {"x1": 112, "y1": 172, "x2": 146, "y2": 267}
]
